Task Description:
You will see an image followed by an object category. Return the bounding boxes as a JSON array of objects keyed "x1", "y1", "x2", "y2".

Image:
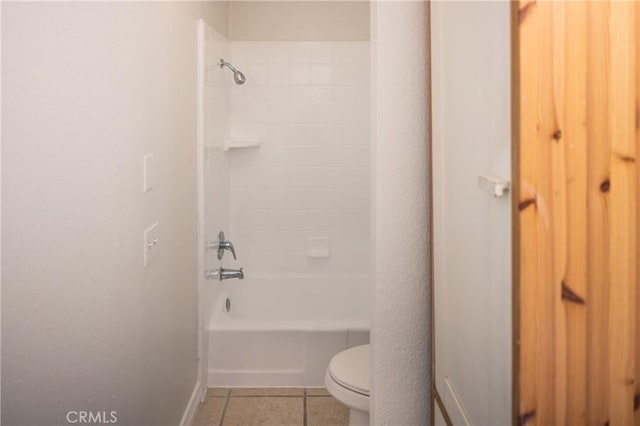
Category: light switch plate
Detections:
[
  {"x1": 143, "y1": 154, "x2": 154, "y2": 193},
  {"x1": 144, "y1": 222, "x2": 159, "y2": 267}
]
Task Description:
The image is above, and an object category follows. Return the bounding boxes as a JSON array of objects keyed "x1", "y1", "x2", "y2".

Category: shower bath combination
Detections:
[
  {"x1": 199, "y1": 22, "x2": 372, "y2": 420},
  {"x1": 219, "y1": 59, "x2": 246, "y2": 85}
]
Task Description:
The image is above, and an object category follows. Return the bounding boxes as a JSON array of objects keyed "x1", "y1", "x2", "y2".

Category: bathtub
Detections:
[{"x1": 207, "y1": 275, "x2": 370, "y2": 387}]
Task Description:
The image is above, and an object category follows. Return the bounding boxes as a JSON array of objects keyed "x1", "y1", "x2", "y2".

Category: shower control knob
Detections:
[{"x1": 217, "y1": 231, "x2": 237, "y2": 260}]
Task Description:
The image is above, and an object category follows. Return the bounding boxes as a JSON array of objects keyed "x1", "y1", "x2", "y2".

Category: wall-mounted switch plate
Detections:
[
  {"x1": 144, "y1": 222, "x2": 159, "y2": 266},
  {"x1": 143, "y1": 154, "x2": 154, "y2": 193}
]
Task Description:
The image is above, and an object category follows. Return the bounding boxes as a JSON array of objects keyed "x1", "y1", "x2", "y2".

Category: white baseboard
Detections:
[{"x1": 179, "y1": 381, "x2": 204, "y2": 426}]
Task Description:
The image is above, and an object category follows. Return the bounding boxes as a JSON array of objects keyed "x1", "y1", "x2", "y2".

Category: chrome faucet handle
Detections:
[{"x1": 217, "y1": 231, "x2": 237, "y2": 260}]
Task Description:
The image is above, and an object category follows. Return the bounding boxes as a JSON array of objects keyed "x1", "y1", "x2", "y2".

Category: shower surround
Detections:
[
  {"x1": 228, "y1": 41, "x2": 371, "y2": 277},
  {"x1": 202, "y1": 38, "x2": 371, "y2": 387}
]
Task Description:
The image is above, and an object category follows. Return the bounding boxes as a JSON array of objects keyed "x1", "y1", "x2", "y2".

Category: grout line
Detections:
[
  {"x1": 226, "y1": 395, "x2": 304, "y2": 398},
  {"x1": 218, "y1": 389, "x2": 231, "y2": 426},
  {"x1": 303, "y1": 388, "x2": 308, "y2": 426}
]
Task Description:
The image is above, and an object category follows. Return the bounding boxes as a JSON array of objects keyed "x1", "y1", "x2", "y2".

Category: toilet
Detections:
[{"x1": 325, "y1": 344, "x2": 370, "y2": 426}]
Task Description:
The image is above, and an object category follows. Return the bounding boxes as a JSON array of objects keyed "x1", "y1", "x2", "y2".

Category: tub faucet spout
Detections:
[
  {"x1": 221, "y1": 267, "x2": 244, "y2": 280},
  {"x1": 205, "y1": 267, "x2": 244, "y2": 281}
]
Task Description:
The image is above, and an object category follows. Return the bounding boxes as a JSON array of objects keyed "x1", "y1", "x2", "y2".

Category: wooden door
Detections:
[{"x1": 515, "y1": 1, "x2": 640, "y2": 424}]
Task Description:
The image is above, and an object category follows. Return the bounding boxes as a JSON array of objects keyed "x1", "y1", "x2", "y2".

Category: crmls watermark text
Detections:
[{"x1": 66, "y1": 411, "x2": 118, "y2": 424}]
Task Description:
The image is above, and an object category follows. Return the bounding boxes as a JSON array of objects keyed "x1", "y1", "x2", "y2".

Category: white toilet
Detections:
[{"x1": 325, "y1": 344, "x2": 370, "y2": 426}]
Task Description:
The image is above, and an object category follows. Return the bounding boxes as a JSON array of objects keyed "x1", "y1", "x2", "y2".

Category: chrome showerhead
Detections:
[
  {"x1": 233, "y1": 70, "x2": 246, "y2": 85},
  {"x1": 220, "y1": 59, "x2": 246, "y2": 85}
]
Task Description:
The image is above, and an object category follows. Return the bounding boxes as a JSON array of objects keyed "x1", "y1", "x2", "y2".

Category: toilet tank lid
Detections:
[{"x1": 329, "y1": 344, "x2": 370, "y2": 395}]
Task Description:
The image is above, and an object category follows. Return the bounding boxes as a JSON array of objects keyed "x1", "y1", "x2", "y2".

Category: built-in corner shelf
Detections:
[{"x1": 224, "y1": 137, "x2": 261, "y2": 151}]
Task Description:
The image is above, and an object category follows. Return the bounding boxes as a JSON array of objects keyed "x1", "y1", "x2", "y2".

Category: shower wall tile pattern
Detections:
[{"x1": 228, "y1": 41, "x2": 371, "y2": 276}]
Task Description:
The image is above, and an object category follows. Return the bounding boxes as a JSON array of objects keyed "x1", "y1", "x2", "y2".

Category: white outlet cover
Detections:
[
  {"x1": 144, "y1": 222, "x2": 159, "y2": 267},
  {"x1": 143, "y1": 154, "x2": 154, "y2": 193}
]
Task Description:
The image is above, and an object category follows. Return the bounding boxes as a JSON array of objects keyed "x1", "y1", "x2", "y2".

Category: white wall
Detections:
[
  {"x1": 371, "y1": 2, "x2": 431, "y2": 425},
  {"x1": 201, "y1": 1, "x2": 230, "y2": 38},
  {"x1": 431, "y1": 2, "x2": 512, "y2": 424},
  {"x1": 1, "y1": 3, "x2": 224, "y2": 424},
  {"x1": 198, "y1": 19, "x2": 231, "y2": 396},
  {"x1": 229, "y1": 1, "x2": 369, "y2": 41},
  {"x1": 227, "y1": 41, "x2": 371, "y2": 277}
]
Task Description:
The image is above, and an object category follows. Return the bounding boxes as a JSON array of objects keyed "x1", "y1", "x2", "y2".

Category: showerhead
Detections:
[
  {"x1": 220, "y1": 59, "x2": 246, "y2": 85},
  {"x1": 233, "y1": 70, "x2": 246, "y2": 85}
]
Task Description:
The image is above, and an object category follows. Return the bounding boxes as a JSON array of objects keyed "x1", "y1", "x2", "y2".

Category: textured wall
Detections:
[
  {"x1": 371, "y1": 2, "x2": 431, "y2": 425},
  {"x1": 229, "y1": 1, "x2": 369, "y2": 41},
  {"x1": 1, "y1": 3, "x2": 224, "y2": 424}
]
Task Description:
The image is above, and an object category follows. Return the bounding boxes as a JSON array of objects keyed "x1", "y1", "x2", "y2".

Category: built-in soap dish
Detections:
[
  {"x1": 306, "y1": 237, "x2": 330, "y2": 258},
  {"x1": 224, "y1": 137, "x2": 261, "y2": 151}
]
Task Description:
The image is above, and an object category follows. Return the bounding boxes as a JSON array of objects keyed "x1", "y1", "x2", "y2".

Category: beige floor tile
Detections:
[
  {"x1": 223, "y1": 397, "x2": 303, "y2": 426},
  {"x1": 230, "y1": 387, "x2": 305, "y2": 396},
  {"x1": 306, "y1": 388, "x2": 331, "y2": 396},
  {"x1": 207, "y1": 388, "x2": 230, "y2": 397},
  {"x1": 193, "y1": 397, "x2": 226, "y2": 426},
  {"x1": 306, "y1": 396, "x2": 349, "y2": 426}
]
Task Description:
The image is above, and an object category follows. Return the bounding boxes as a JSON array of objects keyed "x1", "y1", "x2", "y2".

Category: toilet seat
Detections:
[
  {"x1": 328, "y1": 344, "x2": 370, "y2": 396},
  {"x1": 329, "y1": 370, "x2": 369, "y2": 396},
  {"x1": 325, "y1": 344, "x2": 370, "y2": 413}
]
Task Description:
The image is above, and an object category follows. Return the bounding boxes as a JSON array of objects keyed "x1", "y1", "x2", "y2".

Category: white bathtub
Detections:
[{"x1": 207, "y1": 275, "x2": 370, "y2": 387}]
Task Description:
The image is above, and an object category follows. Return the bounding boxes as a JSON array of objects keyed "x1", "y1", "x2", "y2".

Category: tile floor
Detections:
[{"x1": 193, "y1": 388, "x2": 349, "y2": 426}]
